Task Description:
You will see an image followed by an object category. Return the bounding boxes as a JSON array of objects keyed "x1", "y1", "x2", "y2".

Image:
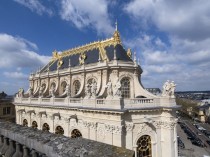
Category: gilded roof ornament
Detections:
[
  {"x1": 127, "y1": 48, "x2": 132, "y2": 58},
  {"x1": 52, "y1": 50, "x2": 60, "y2": 60},
  {"x1": 79, "y1": 53, "x2": 87, "y2": 65},
  {"x1": 52, "y1": 50, "x2": 64, "y2": 69},
  {"x1": 113, "y1": 20, "x2": 121, "y2": 45}
]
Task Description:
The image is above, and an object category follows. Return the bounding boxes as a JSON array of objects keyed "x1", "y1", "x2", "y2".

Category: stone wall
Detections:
[{"x1": 0, "y1": 120, "x2": 134, "y2": 157}]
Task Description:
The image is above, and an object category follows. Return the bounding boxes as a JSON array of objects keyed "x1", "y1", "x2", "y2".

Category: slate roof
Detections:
[{"x1": 40, "y1": 31, "x2": 133, "y2": 73}]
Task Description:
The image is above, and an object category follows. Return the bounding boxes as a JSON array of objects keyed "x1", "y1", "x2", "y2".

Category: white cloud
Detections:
[
  {"x1": 0, "y1": 33, "x2": 50, "y2": 69},
  {"x1": 0, "y1": 33, "x2": 50, "y2": 95},
  {"x1": 14, "y1": 0, "x2": 53, "y2": 16},
  {"x1": 59, "y1": 0, "x2": 114, "y2": 35},
  {"x1": 124, "y1": 0, "x2": 210, "y2": 41},
  {"x1": 123, "y1": 0, "x2": 210, "y2": 90},
  {"x1": 3, "y1": 71, "x2": 28, "y2": 79},
  {"x1": 124, "y1": 33, "x2": 210, "y2": 91}
]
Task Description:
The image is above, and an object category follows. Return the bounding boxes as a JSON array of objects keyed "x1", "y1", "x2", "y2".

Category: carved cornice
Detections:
[
  {"x1": 104, "y1": 124, "x2": 122, "y2": 134},
  {"x1": 153, "y1": 121, "x2": 176, "y2": 129}
]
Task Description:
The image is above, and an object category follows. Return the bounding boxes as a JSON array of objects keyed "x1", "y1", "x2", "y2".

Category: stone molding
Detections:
[{"x1": 153, "y1": 120, "x2": 176, "y2": 129}]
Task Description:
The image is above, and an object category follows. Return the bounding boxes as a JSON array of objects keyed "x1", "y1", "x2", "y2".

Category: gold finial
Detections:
[{"x1": 115, "y1": 20, "x2": 118, "y2": 31}]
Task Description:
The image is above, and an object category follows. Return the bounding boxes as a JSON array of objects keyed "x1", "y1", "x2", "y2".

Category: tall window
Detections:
[
  {"x1": 55, "y1": 126, "x2": 64, "y2": 135},
  {"x1": 23, "y1": 119, "x2": 28, "y2": 127},
  {"x1": 32, "y1": 121, "x2": 38, "y2": 129},
  {"x1": 137, "y1": 135, "x2": 152, "y2": 157},
  {"x1": 73, "y1": 80, "x2": 81, "y2": 95},
  {"x1": 71, "y1": 129, "x2": 82, "y2": 138},
  {"x1": 3, "y1": 107, "x2": 11, "y2": 115},
  {"x1": 121, "y1": 78, "x2": 130, "y2": 98},
  {"x1": 42, "y1": 123, "x2": 50, "y2": 132}
]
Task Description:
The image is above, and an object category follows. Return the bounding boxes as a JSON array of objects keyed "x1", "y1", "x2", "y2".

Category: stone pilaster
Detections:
[
  {"x1": 125, "y1": 123, "x2": 134, "y2": 150},
  {"x1": 5, "y1": 139, "x2": 16, "y2": 157},
  {"x1": 154, "y1": 120, "x2": 176, "y2": 157},
  {"x1": 12, "y1": 142, "x2": 23, "y2": 157},
  {"x1": 23, "y1": 145, "x2": 30, "y2": 157}
]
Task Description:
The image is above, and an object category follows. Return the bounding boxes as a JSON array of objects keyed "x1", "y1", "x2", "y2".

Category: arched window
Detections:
[
  {"x1": 137, "y1": 135, "x2": 152, "y2": 157},
  {"x1": 23, "y1": 119, "x2": 28, "y2": 127},
  {"x1": 55, "y1": 126, "x2": 64, "y2": 135},
  {"x1": 42, "y1": 123, "x2": 50, "y2": 132},
  {"x1": 32, "y1": 121, "x2": 38, "y2": 129},
  {"x1": 121, "y1": 78, "x2": 130, "y2": 98},
  {"x1": 71, "y1": 129, "x2": 82, "y2": 138},
  {"x1": 73, "y1": 80, "x2": 81, "y2": 95},
  {"x1": 61, "y1": 81, "x2": 67, "y2": 93}
]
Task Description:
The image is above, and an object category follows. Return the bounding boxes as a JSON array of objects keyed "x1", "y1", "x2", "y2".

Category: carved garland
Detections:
[{"x1": 153, "y1": 121, "x2": 176, "y2": 129}]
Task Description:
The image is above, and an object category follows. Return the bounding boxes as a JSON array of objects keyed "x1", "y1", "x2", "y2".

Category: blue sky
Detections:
[{"x1": 0, "y1": 0, "x2": 210, "y2": 95}]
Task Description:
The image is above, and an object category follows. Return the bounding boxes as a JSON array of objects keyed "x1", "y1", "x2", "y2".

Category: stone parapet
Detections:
[
  {"x1": 0, "y1": 120, "x2": 134, "y2": 157},
  {"x1": 14, "y1": 97, "x2": 177, "y2": 110}
]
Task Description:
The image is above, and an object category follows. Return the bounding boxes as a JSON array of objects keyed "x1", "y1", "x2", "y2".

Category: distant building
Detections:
[
  {"x1": 14, "y1": 28, "x2": 178, "y2": 157},
  {"x1": 145, "y1": 88, "x2": 161, "y2": 95},
  {"x1": 0, "y1": 95, "x2": 15, "y2": 122}
]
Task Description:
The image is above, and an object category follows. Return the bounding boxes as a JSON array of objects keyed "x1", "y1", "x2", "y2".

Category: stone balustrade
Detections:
[
  {"x1": 0, "y1": 120, "x2": 134, "y2": 157},
  {"x1": 14, "y1": 97, "x2": 177, "y2": 110}
]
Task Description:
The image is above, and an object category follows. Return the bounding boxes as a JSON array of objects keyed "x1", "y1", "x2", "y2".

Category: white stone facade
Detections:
[{"x1": 14, "y1": 30, "x2": 178, "y2": 157}]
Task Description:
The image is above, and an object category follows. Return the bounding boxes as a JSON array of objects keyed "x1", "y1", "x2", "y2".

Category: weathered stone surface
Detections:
[{"x1": 0, "y1": 120, "x2": 134, "y2": 157}]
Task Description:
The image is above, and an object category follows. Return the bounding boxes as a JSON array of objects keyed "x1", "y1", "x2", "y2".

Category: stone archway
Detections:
[
  {"x1": 32, "y1": 121, "x2": 38, "y2": 129},
  {"x1": 55, "y1": 126, "x2": 64, "y2": 135},
  {"x1": 71, "y1": 129, "x2": 82, "y2": 138},
  {"x1": 23, "y1": 119, "x2": 28, "y2": 127},
  {"x1": 42, "y1": 123, "x2": 50, "y2": 132},
  {"x1": 137, "y1": 135, "x2": 152, "y2": 157}
]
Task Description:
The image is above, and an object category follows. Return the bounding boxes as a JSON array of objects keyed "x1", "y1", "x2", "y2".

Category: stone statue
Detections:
[
  {"x1": 162, "y1": 80, "x2": 170, "y2": 96},
  {"x1": 91, "y1": 80, "x2": 97, "y2": 97},
  {"x1": 65, "y1": 84, "x2": 71, "y2": 97},
  {"x1": 169, "y1": 81, "x2": 176, "y2": 98},
  {"x1": 28, "y1": 86, "x2": 33, "y2": 98},
  {"x1": 39, "y1": 85, "x2": 44, "y2": 97},
  {"x1": 49, "y1": 84, "x2": 55, "y2": 97},
  {"x1": 18, "y1": 88, "x2": 24, "y2": 98},
  {"x1": 162, "y1": 80, "x2": 176, "y2": 98},
  {"x1": 106, "y1": 78, "x2": 113, "y2": 97},
  {"x1": 85, "y1": 83, "x2": 91, "y2": 98},
  {"x1": 113, "y1": 78, "x2": 121, "y2": 98}
]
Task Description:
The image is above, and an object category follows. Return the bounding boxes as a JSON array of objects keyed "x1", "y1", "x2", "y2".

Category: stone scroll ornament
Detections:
[{"x1": 162, "y1": 80, "x2": 176, "y2": 98}]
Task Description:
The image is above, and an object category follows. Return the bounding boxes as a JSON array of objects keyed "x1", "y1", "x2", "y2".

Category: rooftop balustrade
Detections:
[
  {"x1": 14, "y1": 97, "x2": 177, "y2": 110},
  {"x1": 0, "y1": 120, "x2": 134, "y2": 157}
]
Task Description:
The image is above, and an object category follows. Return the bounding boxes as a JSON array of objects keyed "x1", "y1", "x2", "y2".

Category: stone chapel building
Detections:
[{"x1": 14, "y1": 27, "x2": 178, "y2": 157}]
